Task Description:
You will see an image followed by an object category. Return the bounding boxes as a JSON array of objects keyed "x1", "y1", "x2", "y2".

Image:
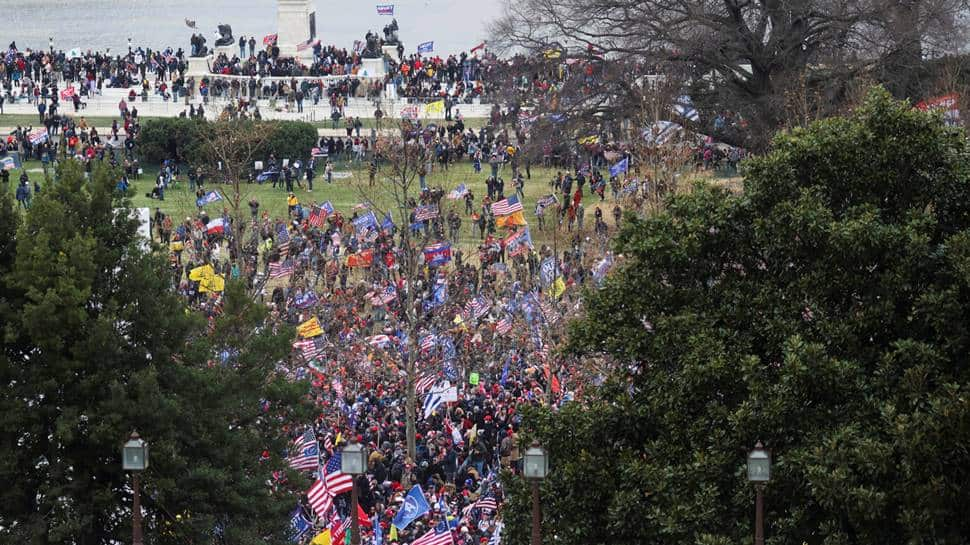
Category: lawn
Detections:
[{"x1": 10, "y1": 156, "x2": 627, "y2": 254}]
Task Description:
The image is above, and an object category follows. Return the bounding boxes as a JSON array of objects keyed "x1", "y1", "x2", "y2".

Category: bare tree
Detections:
[
  {"x1": 490, "y1": 0, "x2": 970, "y2": 149},
  {"x1": 194, "y1": 119, "x2": 269, "y2": 276}
]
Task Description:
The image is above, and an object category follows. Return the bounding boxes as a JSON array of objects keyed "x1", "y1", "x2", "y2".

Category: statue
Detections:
[
  {"x1": 382, "y1": 18, "x2": 400, "y2": 45},
  {"x1": 362, "y1": 31, "x2": 382, "y2": 59},
  {"x1": 190, "y1": 33, "x2": 208, "y2": 57},
  {"x1": 214, "y1": 24, "x2": 234, "y2": 47}
]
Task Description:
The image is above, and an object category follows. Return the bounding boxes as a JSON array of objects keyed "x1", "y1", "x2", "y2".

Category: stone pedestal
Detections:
[
  {"x1": 360, "y1": 57, "x2": 386, "y2": 78},
  {"x1": 278, "y1": 0, "x2": 314, "y2": 58},
  {"x1": 186, "y1": 56, "x2": 210, "y2": 77},
  {"x1": 382, "y1": 44, "x2": 401, "y2": 62}
]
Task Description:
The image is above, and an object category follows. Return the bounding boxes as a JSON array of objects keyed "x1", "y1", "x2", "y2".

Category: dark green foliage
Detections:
[
  {"x1": 505, "y1": 88, "x2": 970, "y2": 545},
  {"x1": 0, "y1": 160, "x2": 313, "y2": 544},
  {"x1": 256, "y1": 121, "x2": 320, "y2": 161},
  {"x1": 137, "y1": 118, "x2": 317, "y2": 165},
  {"x1": 138, "y1": 117, "x2": 206, "y2": 164}
]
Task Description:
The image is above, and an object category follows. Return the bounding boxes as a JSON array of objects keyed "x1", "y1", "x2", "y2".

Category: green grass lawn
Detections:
[{"x1": 10, "y1": 157, "x2": 625, "y2": 253}]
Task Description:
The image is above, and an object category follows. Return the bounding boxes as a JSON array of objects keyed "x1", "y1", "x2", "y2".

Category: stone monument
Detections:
[{"x1": 277, "y1": 0, "x2": 316, "y2": 58}]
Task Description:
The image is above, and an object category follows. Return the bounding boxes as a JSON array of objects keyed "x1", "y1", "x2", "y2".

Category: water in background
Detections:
[{"x1": 0, "y1": 0, "x2": 499, "y2": 56}]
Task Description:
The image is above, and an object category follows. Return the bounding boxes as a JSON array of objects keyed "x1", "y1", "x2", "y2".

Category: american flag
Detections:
[
  {"x1": 308, "y1": 205, "x2": 326, "y2": 227},
  {"x1": 323, "y1": 432, "x2": 335, "y2": 452},
  {"x1": 413, "y1": 525, "x2": 454, "y2": 545},
  {"x1": 368, "y1": 334, "x2": 394, "y2": 348},
  {"x1": 307, "y1": 478, "x2": 334, "y2": 517},
  {"x1": 539, "y1": 299, "x2": 561, "y2": 325},
  {"x1": 288, "y1": 430, "x2": 319, "y2": 471},
  {"x1": 331, "y1": 378, "x2": 344, "y2": 398},
  {"x1": 496, "y1": 315, "x2": 513, "y2": 335},
  {"x1": 297, "y1": 38, "x2": 320, "y2": 52},
  {"x1": 293, "y1": 337, "x2": 326, "y2": 361},
  {"x1": 475, "y1": 496, "x2": 497, "y2": 513},
  {"x1": 276, "y1": 223, "x2": 291, "y2": 258},
  {"x1": 420, "y1": 333, "x2": 438, "y2": 351},
  {"x1": 415, "y1": 373, "x2": 437, "y2": 394},
  {"x1": 414, "y1": 204, "x2": 439, "y2": 221},
  {"x1": 491, "y1": 195, "x2": 523, "y2": 216},
  {"x1": 269, "y1": 259, "x2": 294, "y2": 278},
  {"x1": 324, "y1": 452, "x2": 354, "y2": 494},
  {"x1": 369, "y1": 284, "x2": 398, "y2": 306},
  {"x1": 488, "y1": 522, "x2": 503, "y2": 545},
  {"x1": 465, "y1": 296, "x2": 490, "y2": 319}
]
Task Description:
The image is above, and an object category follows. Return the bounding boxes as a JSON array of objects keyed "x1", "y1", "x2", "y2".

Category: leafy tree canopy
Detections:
[
  {"x1": 0, "y1": 160, "x2": 313, "y2": 544},
  {"x1": 503, "y1": 88, "x2": 970, "y2": 545}
]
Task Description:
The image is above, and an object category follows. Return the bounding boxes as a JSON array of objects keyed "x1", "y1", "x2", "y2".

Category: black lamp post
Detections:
[
  {"x1": 122, "y1": 431, "x2": 149, "y2": 545},
  {"x1": 746, "y1": 441, "x2": 771, "y2": 545},
  {"x1": 341, "y1": 439, "x2": 368, "y2": 545},
  {"x1": 523, "y1": 442, "x2": 549, "y2": 545}
]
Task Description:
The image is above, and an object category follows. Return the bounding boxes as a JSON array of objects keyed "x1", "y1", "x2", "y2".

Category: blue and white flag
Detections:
[
  {"x1": 289, "y1": 507, "x2": 312, "y2": 542},
  {"x1": 196, "y1": 190, "x2": 223, "y2": 207},
  {"x1": 377, "y1": 4, "x2": 394, "y2": 15},
  {"x1": 673, "y1": 96, "x2": 700, "y2": 122},
  {"x1": 423, "y1": 388, "x2": 445, "y2": 418},
  {"x1": 353, "y1": 211, "x2": 378, "y2": 232},
  {"x1": 609, "y1": 157, "x2": 629, "y2": 178},
  {"x1": 417, "y1": 41, "x2": 434, "y2": 54},
  {"x1": 256, "y1": 169, "x2": 279, "y2": 182},
  {"x1": 392, "y1": 485, "x2": 431, "y2": 530}
]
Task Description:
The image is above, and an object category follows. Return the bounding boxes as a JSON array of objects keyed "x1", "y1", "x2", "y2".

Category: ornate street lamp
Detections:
[
  {"x1": 122, "y1": 431, "x2": 149, "y2": 545},
  {"x1": 523, "y1": 442, "x2": 549, "y2": 545},
  {"x1": 341, "y1": 439, "x2": 368, "y2": 545},
  {"x1": 747, "y1": 441, "x2": 771, "y2": 545}
]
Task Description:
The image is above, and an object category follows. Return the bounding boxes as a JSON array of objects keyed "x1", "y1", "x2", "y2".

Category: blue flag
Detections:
[
  {"x1": 289, "y1": 506, "x2": 312, "y2": 542},
  {"x1": 196, "y1": 190, "x2": 223, "y2": 207},
  {"x1": 382, "y1": 213, "x2": 396, "y2": 231},
  {"x1": 393, "y1": 485, "x2": 430, "y2": 530},
  {"x1": 500, "y1": 356, "x2": 510, "y2": 386},
  {"x1": 417, "y1": 41, "x2": 434, "y2": 53},
  {"x1": 609, "y1": 157, "x2": 629, "y2": 178}
]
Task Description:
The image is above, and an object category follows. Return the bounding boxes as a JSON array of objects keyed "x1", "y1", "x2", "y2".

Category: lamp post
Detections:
[
  {"x1": 746, "y1": 441, "x2": 771, "y2": 545},
  {"x1": 341, "y1": 439, "x2": 368, "y2": 545},
  {"x1": 523, "y1": 442, "x2": 549, "y2": 545},
  {"x1": 127, "y1": 37, "x2": 132, "y2": 52},
  {"x1": 122, "y1": 431, "x2": 149, "y2": 545},
  {"x1": 48, "y1": 37, "x2": 54, "y2": 53}
]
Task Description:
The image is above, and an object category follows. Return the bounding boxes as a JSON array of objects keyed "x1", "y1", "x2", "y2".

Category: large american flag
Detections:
[
  {"x1": 269, "y1": 259, "x2": 294, "y2": 278},
  {"x1": 419, "y1": 333, "x2": 438, "y2": 351},
  {"x1": 293, "y1": 337, "x2": 326, "y2": 361},
  {"x1": 307, "y1": 478, "x2": 333, "y2": 517},
  {"x1": 413, "y1": 524, "x2": 454, "y2": 545},
  {"x1": 491, "y1": 195, "x2": 523, "y2": 216},
  {"x1": 323, "y1": 452, "x2": 354, "y2": 494},
  {"x1": 475, "y1": 496, "x2": 497, "y2": 513},
  {"x1": 288, "y1": 430, "x2": 319, "y2": 471},
  {"x1": 495, "y1": 315, "x2": 513, "y2": 335}
]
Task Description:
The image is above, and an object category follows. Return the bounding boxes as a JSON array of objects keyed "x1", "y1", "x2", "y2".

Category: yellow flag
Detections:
[
  {"x1": 496, "y1": 211, "x2": 527, "y2": 228},
  {"x1": 189, "y1": 264, "x2": 225, "y2": 293},
  {"x1": 424, "y1": 100, "x2": 445, "y2": 116},
  {"x1": 297, "y1": 317, "x2": 324, "y2": 338},
  {"x1": 552, "y1": 277, "x2": 566, "y2": 298},
  {"x1": 311, "y1": 529, "x2": 331, "y2": 545},
  {"x1": 389, "y1": 524, "x2": 398, "y2": 541},
  {"x1": 543, "y1": 49, "x2": 561, "y2": 59},
  {"x1": 577, "y1": 135, "x2": 599, "y2": 145}
]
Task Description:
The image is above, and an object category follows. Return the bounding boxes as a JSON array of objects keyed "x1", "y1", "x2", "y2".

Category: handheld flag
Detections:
[
  {"x1": 392, "y1": 485, "x2": 430, "y2": 530},
  {"x1": 417, "y1": 41, "x2": 434, "y2": 54},
  {"x1": 196, "y1": 190, "x2": 223, "y2": 207},
  {"x1": 377, "y1": 4, "x2": 394, "y2": 15},
  {"x1": 609, "y1": 157, "x2": 629, "y2": 178}
]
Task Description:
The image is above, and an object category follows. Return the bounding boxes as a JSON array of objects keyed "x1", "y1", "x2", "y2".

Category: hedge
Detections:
[{"x1": 137, "y1": 119, "x2": 319, "y2": 166}]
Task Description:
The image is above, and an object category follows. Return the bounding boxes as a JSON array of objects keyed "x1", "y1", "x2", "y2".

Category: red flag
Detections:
[
  {"x1": 263, "y1": 33, "x2": 278, "y2": 46},
  {"x1": 470, "y1": 41, "x2": 486, "y2": 53}
]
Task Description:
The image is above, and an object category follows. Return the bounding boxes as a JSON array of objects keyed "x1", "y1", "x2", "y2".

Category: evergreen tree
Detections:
[
  {"x1": 503, "y1": 89, "x2": 970, "y2": 545},
  {"x1": 0, "y1": 161, "x2": 311, "y2": 544}
]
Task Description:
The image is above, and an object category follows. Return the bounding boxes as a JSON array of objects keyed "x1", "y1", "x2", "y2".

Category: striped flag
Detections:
[
  {"x1": 269, "y1": 259, "x2": 294, "y2": 278},
  {"x1": 413, "y1": 525, "x2": 453, "y2": 545},
  {"x1": 276, "y1": 223, "x2": 291, "y2": 258},
  {"x1": 307, "y1": 479, "x2": 334, "y2": 518},
  {"x1": 423, "y1": 388, "x2": 446, "y2": 418},
  {"x1": 415, "y1": 204, "x2": 439, "y2": 221},
  {"x1": 419, "y1": 333, "x2": 438, "y2": 352},
  {"x1": 288, "y1": 430, "x2": 319, "y2": 471},
  {"x1": 415, "y1": 373, "x2": 437, "y2": 394},
  {"x1": 488, "y1": 522, "x2": 503, "y2": 545},
  {"x1": 496, "y1": 315, "x2": 512, "y2": 335},
  {"x1": 293, "y1": 337, "x2": 326, "y2": 361},
  {"x1": 491, "y1": 195, "x2": 523, "y2": 216},
  {"x1": 323, "y1": 452, "x2": 354, "y2": 494},
  {"x1": 475, "y1": 496, "x2": 497, "y2": 513},
  {"x1": 297, "y1": 38, "x2": 320, "y2": 52},
  {"x1": 369, "y1": 284, "x2": 398, "y2": 306},
  {"x1": 308, "y1": 205, "x2": 327, "y2": 227},
  {"x1": 465, "y1": 296, "x2": 490, "y2": 319},
  {"x1": 376, "y1": 4, "x2": 394, "y2": 15}
]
